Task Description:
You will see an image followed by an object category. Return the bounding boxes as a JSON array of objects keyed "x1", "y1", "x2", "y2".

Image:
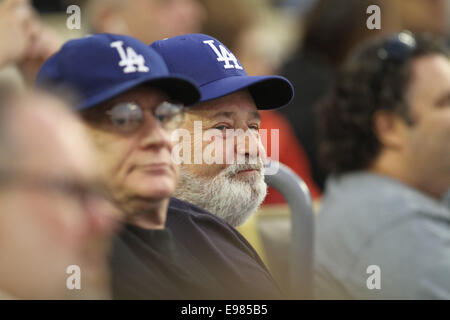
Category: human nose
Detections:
[
  {"x1": 235, "y1": 129, "x2": 263, "y2": 162},
  {"x1": 138, "y1": 112, "x2": 173, "y2": 151}
]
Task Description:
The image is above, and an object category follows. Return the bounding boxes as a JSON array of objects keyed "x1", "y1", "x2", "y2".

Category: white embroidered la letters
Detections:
[
  {"x1": 110, "y1": 41, "x2": 150, "y2": 74},
  {"x1": 203, "y1": 40, "x2": 243, "y2": 70}
]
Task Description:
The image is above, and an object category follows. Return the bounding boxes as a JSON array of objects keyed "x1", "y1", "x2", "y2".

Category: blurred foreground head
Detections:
[
  {"x1": 0, "y1": 90, "x2": 117, "y2": 299},
  {"x1": 319, "y1": 31, "x2": 450, "y2": 199}
]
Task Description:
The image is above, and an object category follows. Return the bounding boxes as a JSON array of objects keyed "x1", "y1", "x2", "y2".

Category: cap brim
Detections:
[
  {"x1": 146, "y1": 77, "x2": 201, "y2": 106},
  {"x1": 77, "y1": 74, "x2": 200, "y2": 110},
  {"x1": 199, "y1": 75, "x2": 294, "y2": 110}
]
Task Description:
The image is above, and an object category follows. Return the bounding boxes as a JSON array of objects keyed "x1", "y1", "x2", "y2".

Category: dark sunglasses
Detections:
[
  {"x1": 370, "y1": 31, "x2": 418, "y2": 124},
  {"x1": 377, "y1": 31, "x2": 417, "y2": 63}
]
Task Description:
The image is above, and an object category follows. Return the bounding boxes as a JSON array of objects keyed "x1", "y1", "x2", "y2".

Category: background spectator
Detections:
[
  {"x1": 84, "y1": 0, "x2": 206, "y2": 44},
  {"x1": 315, "y1": 32, "x2": 450, "y2": 299},
  {"x1": 279, "y1": 0, "x2": 401, "y2": 189}
]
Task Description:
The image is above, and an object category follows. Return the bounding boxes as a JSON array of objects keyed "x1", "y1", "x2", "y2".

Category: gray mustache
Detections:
[{"x1": 224, "y1": 163, "x2": 264, "y2": 177}]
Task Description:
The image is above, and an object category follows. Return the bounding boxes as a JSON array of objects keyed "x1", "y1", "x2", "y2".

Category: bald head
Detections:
[{"x1": 0, "y1": 90, "x2": 114, "y2": 299}]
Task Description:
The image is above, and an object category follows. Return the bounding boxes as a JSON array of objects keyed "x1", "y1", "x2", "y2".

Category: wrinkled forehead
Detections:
[{"x1": 186, "y1": 90, "x2": 259, "y2": 120}]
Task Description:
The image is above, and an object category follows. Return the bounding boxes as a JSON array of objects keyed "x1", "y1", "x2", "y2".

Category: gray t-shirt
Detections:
[{"x1": 315, "y1": 172, "x2": 450, "y2": 299}]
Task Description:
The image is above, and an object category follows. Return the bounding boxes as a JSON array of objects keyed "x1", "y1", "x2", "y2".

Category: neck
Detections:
[
  {"x1": 369, "y1": 152, "x2": 410, "y2": 185},
  {"x1": 123, "y1": 198, "x2": 169, "y2": 230},
  {"x1": 369, "y1": 150, "x2": 441, "y2": 199}
]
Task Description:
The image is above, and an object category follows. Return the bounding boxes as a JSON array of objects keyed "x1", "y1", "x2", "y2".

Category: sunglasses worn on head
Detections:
[
  {"x1": 377, "y1": 31, "x2": 417, "y2": 62},
  {"x1": 370, "y1": 31, "x2": 418, "y2": 125}
]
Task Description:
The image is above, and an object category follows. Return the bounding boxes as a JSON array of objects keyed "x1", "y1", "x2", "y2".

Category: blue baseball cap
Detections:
[
  {"x1": 36, "y1": 33, "x2": 200, "y2": 110},
  {"x1": 150, "y1": 33, "x2": 294, "y2": 109}
]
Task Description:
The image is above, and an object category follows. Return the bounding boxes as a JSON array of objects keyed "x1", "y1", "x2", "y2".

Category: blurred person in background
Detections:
[
  {"x1": 394, "y1": 0, "x2": 448, "y2": 36},
  {"x1": 37, "y1": 33, "x2": 283, "y2": 299},
  {"x1": 0, "y1": 0, "x2": 35, "y2": 69},
  {"x1": 0, "y1": 0, "x2": 62, "y2": 86},
  {"x1": 315, "y1": 32, "x2": 450, "y2": 299},
  {"x1": 444, "y1": 189, "x2": 450, "y2": 209},
  {"x1": 0, "y1": 89, "x2": 116, "y2": 299},
  {"x1": 280, "y1": 0, "x2": 402, "y2": 190},
  {"x1": 84, "y1": 0, "x2": 206, "y2": 44}
]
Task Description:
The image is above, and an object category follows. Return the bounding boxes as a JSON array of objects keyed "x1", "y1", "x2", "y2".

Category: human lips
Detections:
[
  {"x1": 233, "y1": 165, "x2": 263, "y2": 177},
  {"x1": 237, "y1": 168, "x2": 259, "y2": 174},
  {"x1": 136, "y1": 163, "x2": 173, "y2": 174},
  {"x1": 222, "y1": 163, "x2": 264, "y2": 178}
]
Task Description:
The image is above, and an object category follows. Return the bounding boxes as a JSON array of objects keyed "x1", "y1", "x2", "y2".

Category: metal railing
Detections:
[{"x1": 265, "y1": 160, "x2": 314, "y2": 299}]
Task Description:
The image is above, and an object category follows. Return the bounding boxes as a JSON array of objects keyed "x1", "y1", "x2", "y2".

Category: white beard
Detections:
[{"x1": 174, "y1": 163, "x2": 267, "y2": 227}]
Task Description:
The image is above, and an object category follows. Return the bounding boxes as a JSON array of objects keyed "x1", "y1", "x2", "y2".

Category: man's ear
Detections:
[{"x1": 373, "y1": 110, "x2": 407, "y2": 149}]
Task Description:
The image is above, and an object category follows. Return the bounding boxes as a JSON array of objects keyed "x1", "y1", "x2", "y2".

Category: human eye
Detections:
[
  {"x1": 107, "y1": 102, "x2": 143, "y2": 133},
  {"x1": 213, "y1": 123, "x2": 232, "y2": 131},
  {"x1": 248, "y1": 123, "x2": 260, "y2": 131},
  {"x1": 154, "y1": 101, "x2": 185, "y2": 129}
]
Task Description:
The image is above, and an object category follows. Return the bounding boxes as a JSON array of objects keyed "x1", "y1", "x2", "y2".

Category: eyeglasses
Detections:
[
  {"x1": 105, "y1": 101, "x2": 185, "y2": 133},
  {"x1": 0, "y1": 170, "x2": 112, "y2": 210}
]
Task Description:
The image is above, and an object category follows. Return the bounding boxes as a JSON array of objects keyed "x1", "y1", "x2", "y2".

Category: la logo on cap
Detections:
[
  {"x1": 110, "y1": 40, "x2": 150, "y2": 74},
  {"x1": 203, "y1": 40, "x2": 243, "y2": 70}
]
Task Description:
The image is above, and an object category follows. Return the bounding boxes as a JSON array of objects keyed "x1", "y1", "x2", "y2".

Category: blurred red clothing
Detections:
[{"x1": 260, "y1": 110, "x2": 321, "y2": 204}]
